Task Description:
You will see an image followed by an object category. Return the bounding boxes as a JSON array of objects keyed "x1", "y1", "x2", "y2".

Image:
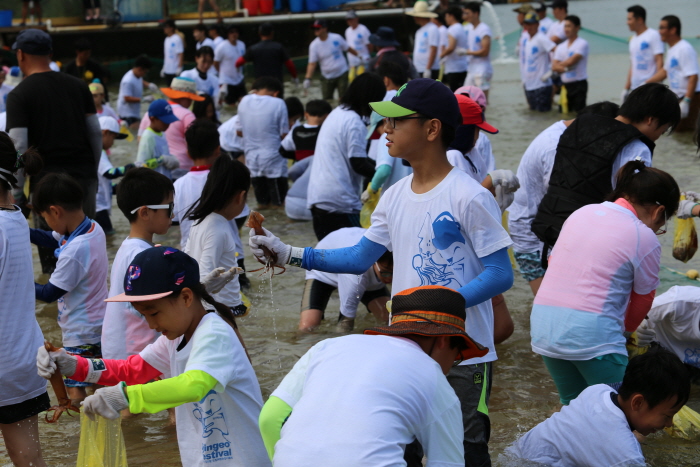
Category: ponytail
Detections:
[
  {"x1": 0, "y1": 131, "x2": 43, "y2": 191},
  {"x1": 189, "y1": 282, "x2": 239, "y2": 330},
  {"x1": 607, "y1": 160, "x2": 680, "y2": 216}
]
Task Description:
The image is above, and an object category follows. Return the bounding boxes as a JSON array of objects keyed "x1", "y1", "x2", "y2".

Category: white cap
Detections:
[{"x1": 99, "y1": 116, "x2": 120, "y2": 133}]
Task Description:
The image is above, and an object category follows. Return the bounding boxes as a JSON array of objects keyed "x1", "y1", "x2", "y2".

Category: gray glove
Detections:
[
  {"x1": 677, "y1": 200, "x2": 699, "y2": 219},
  {"x1": 422, "y1": 69, "x2": 432, "y2": 79},
  {"x1": 81, "y1": 383, "x2": 129, "y2": 421},
  {"x1": 202, "y1": 267, "x2": 243, "y2": 295},
  {"x1": 489, "y1": 169, "x2": 520, "y2": 193},
  {"x1": 635, "y1": 320, "x2": 656, "y2": 347},
  {"x1": 148, "y1": 82, "x2": 159, "y2": 94},
  {"x1": 158, "y1": 155, "x2": 180, "y2": 171},
  {"x1": 303, "y1": 78, "x2": 311, "y2": 90},
  {"x1": 160, "y1": 68, "x2": 166, "y2": 78},
  {"x1": 142, "y1": 95, "x2": 155, "y2": 104},
  {"x1": 361, "y1": 187, "x2": 375, "y2": 204},
  {"x1": 36, "y1": 345, "x2": 77, "y2": 379},
  {"x1": 249, "y1": 227, "x2": 295, "y2": 267},
  {"x1": 495, "y1": 185, "x2": 514, "y2": 214},
  {"x1": 455, "y1": 47, "x2": 469, "y2": 56},
  {"x1": 680, "y1": 98, "x2": 690, "y2": 119}
]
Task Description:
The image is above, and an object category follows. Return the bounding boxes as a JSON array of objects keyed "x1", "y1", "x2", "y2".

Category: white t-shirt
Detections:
[
  {"x1": 0, "y1": 209, "x2": 47, "y2": 406},
  {"x1": 49, "y1": 222, "x2": 108, "y2": 347},
  {"x1": 539, "y1": 16, "x2": 554, "y2": 36},
  {"x1": 447, "y1": 134, "x2": 494, "y2": 184},
  {"x1": 610, "y1": 138, "x2": 652, "y2": 185},
  {"x1": 507, "y1": 384, "x2": 645, "y2": 467},
  {"x1": 213, "y1": 36, "x2": 224, "y2": 48},
  {"x1": 173, "y1": 170, "x2": 244, "y2": 258},
  {"x1": 518, "y1": 30, "x2": 529, "y2": 77},
  {"x1": 0, "y1": 83, "x2": 14, "y2": 113},
  {"x1": 0, "y1": 111, "x2": 6, "y2": 133},
  {"x1": 237, "y1": 93, "x2": 289, "y2": 178},
  {"x1": 413, "y1": 22, "x2": 441, "y2": 72},
  {"x1": 508, "y1": 121, "x2": 565, "y2": 254},
  {"x1": 306, "y1": 228, "x2": 386, "y2": 318},
  {"x1": 309, "y1": 33, "x2": 349, "y2": 79},
  {"x1": 467, "y1": 22, "x2": 493, "y2": 77},
  {"x1": 215, "y1": 40, "x2": 246, "y2": 85},
  {"x1": 553, "y1": 37, "x2": 589, "y2": 83},
  {"x1": 271, "y1": 334, "x2": 464, "y2": 467},
  {"x1": 117, "y1": 69, "x2": 143, "y2": 118},
  {"x1": 522, "y1": 32, "x2": 556, "y2": 90},
  {"x1": 163, "y1": 34, "x2": 184, "y2": 74},
  {"x1": 548, "y1": 20, "x2": 566, "y2": 42},
  {"x1": 180, "y1": 68, "x2": 219, "y2": 98},
  {"x1": 365, "y1": 168, "x2": 513, "y2": 364},
  {"x1": 345, "y1": 24, "x2": 371, "y2": 67},
  {"x1": 219, "y1": 115, "x2": 243, "y2": 152},
  {"x1": 197, "y1": 37, "x2": 215, "y2": 50},
  {"x1": 140, "y1": 313, "x2": 270, "y2": 467},
  {"x1": 629, "y1": 28, "x2": 664, "y2": 90},
  {"x1": 96, "y1": 150, "x2": 113, "y2": 213},
  {"x1": 445, "y1": 23, "x2": 469, "y2": 73},
  {"x1": 647, "y1": 286, "x2": 700, "y2": 368},
  {"x1": 306, "y1": 106, "x2": 367, "y2": 212},
  {"x1": 101, "y1": 237, "x2": 159, "y2": 360},
  {"x1": 665, "y1": 39, "x2": 700, "y2": 99},
  {"x1": 185, "y1": 213, "x2": 242, "y2": 308},
  {"x1": 98, "y1": 103, "x2": 119, "y2": 122}
]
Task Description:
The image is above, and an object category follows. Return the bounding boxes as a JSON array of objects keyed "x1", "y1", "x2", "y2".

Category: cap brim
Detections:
[
  {"x1": 155, "y1": 113, "x2": 179, "y2": 124},
  {"x1": 370, "y1": 100, "x2": 416, "y2": 118},
  {"x1": 105, "y1": 290, "x2": 173, "y2": 302},
  {"x1": 405, "y1": 11, "x2": 438, "y2": 18},
  {"x1": 161, "y1": 88, "x2": 206, "y2": 102},
  {"x1": 112, "y1": 131, "x2": 128, "y2": 140},
  {"x1": 477, "y1": 121, "x2": 499, "y2": 134}
]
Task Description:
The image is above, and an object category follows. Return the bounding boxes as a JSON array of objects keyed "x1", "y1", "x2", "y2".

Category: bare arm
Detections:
[
  {"x1": 553, "y1": 53, "x2": 582, "y2": 72},
  {"x1": 426, "y1": 45, "x2": 437, "y2": 69},
  {"x1": 468, "y1": 35, "x2": 491, "y2": 57},
  {"x1": 347, "y1": 47, "x2": 358, "y2": 57},
  {"x1": 645, "y1": 54, "x2": 666, "y2": 84},
  {"x1": 305, "y1": 61, "x2": 317, "y2": 79},
  {"x1": 550, "y1": 35, "x2": 564, "y2": 45},
  {"x1": 686, "y1": 75, "x2": 699, "y2": 100},
  {"x1": 178, "y1": 53, "x2": 184, "y2": 68},
  {"x1": 124, "y1": 96, "x2": 142, "y2": 103},
  {"x1": 625, "y1": 62, "x2": 632, "y2": 90},
  {"x1": 441, "y1": 35, "x2": 457, "y2": 58},
  {"x1": 214, "y1": 61, "x2": 221, "y2": 73}
]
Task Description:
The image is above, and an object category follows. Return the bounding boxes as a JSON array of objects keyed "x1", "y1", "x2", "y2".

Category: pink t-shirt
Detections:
[
  {"x1": 139, "y1": 102, "x2": 195, "y2": 171},
  {"x1": 530, "y1": 199, "x2": 661, "y2": 360}
]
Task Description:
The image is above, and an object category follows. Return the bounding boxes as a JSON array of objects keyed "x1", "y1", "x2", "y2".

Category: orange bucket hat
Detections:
[{"x1": 160, "y1": 76, "x2": 205, "y2": 102}]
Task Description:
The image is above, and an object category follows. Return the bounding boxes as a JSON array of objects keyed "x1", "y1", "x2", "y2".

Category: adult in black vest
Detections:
[{"x1": 532, "y1": 83, "x2": 680, "y2": 266}]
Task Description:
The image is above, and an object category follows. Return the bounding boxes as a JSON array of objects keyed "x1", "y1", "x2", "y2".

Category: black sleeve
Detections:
[
  {"x1": 279, "y1": 146, "x2": 296, "y2": 160},
  {"x1": 5, "y1": 87, "x2": 27, "y2": 131},
  {"x1": 82, "y1": 82, "x2": 97, "y2": 114},
  {"x1": 349, "y1": 157, "x2": 375, "y2": 179}
]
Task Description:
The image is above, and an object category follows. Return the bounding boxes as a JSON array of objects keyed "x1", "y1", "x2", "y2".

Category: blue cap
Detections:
[
  {"x1": 105, "y1": 246, "x2": 200, "y2": 302},
  {"x1": 148, "y1": 99, "x2": 179, "y2": 124},
  {"x1": 369, "y1": 79, "x2": 462, "y2": 129},
  {"x1": 12, "y1": 29, "x2": 52, "y2": 55}
]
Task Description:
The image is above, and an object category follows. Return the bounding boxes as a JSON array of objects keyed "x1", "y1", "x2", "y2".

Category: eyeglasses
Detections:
[
  {"x1": 655, "y1": 202, "x2": 667, "y2": 236},
  {"x1": 385, "y1": 115, "x2": 425, "y2": 129},
  {"x1": 374, "y1": 263, "x2": 393, "y2": 278},
  {"x1": 130, "y1": 202, "x2": 174, "y2": 218}
]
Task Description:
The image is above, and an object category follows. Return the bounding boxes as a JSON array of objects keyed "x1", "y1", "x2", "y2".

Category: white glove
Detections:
[
  {"x1": 680, "y1": 98, "x2": 691, "y2": 119},
  {"x1": 202, "y1": 266, "x2": 243, "y2": 295},
  {"x1": 36, "y1": 345, "x2": 77, "y2": 379},
  {"x1": 495, "y1": 185, "x2": 514, "y2": 214},
  {"x1": 422, "y1": 69, "x2": 432, "y2": 79},
  {"x1": 677, "y1": 199, "x2": 699, "y2": 219},
  {"x1": 489, "y1": 169, "x2": 520, "y2": 193},
  {"x1": 248, "y1": 227, "x2": 292, "y2": 267},
  {"x1": 292, "y1": 77, "x2": 299, "y2": 88},
  {"x1": 148, "y1": 82, "x2": 159, "y2": 94},
  {"x1": 361, "y1": 187, "x2": 375, "y2": 204},
  {"x1": 303, "y1": 78, "x2": 311, "y2": 90},
  {"x1": 219, "y1": 84, "x2": 228, "y2": 99},
  {"x1": 81, "y1": 383, "x2": 129, "y2": 421},
  {"x1": 439, "y1": 56, "x2": 447, "y2": 66},
  {"x1": 176, "y1": 66, "x2": 183, "y2": 75},
  {"x1": 635, "y1": 320, "x2": 656, "y2": 347},
  {"x1": 540, "y1": 69, "x2": 553, "y2": 82},
  {"x1": 159, "y1": 68, "x2": 166, "y2": 78},
  {"x1": 142, "y1": 95, "x2": 155, "y2": 104},
  {"x1": 158, "y1": 155, "x2": 180, "y2": 170},
  {"x1": 620, "y1": 89, "x2": 629, "y2": 103},
  {"x1": 455, "y1": 47, "x2": 469, "y2": 56}
]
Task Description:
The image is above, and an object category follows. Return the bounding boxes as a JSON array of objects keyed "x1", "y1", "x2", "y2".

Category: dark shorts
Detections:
[
  {"x1": 310, "y1": 206, "x2": 361, "y2": 241},
  {"x1": 300, "y1": 278, "x2": 390, "y2": 318},
  {"x1": 0, "y1": 392, "x2": 50, "y2": 425},
  {"x1": 320, "y1": 72, "x2": 349, "y2": 100},
  {"x1": 225, "y1": 82, "x2": 247, "y2": 105},
  {"x1": 120, "y1": 116, "x2": 141, "y2": 126},
  {"x1": 562, "y1": 79, "x2": 587, "y2": 113},
  {"x1": 64, "y1": 343, "x2": 102, "y2": 388},
  {"x1": 83, "y1": 0, "x2": 100, "y2": 7},
  {"x1": 251, "y1": 176, "x2": 288, "y2": 207},
  {"x1": 95, "y1": 209, "x2": 114, "y2": 235},
  {"x1": 525, "y1": 85, "x2": 553, "y2": 112},
  {"x1": 444, "y1": 71, "x2": 467, "y2": 92}
]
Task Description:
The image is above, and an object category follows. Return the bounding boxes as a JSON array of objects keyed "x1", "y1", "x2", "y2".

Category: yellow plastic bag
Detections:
[
  {"x1": 360, "y1": 188, "x2": 381, "y2": 229},
  {"x1": 665, "y1": 405, "x2": 700, "y2": 440},
  {"x1": 560, "y1": 84, "x2": 569, "y2": 114},
  {"x1": 76, "y1": 412, "x2": 128, "y2": 467},
  {"x1": 673, "y1": 195, "x2": 698, "y2": 263}
]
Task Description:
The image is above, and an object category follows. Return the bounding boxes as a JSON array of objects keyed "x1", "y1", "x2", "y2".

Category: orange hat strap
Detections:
[{"x1": 391, "y1": 311, "x2": 465, "y2": 329}]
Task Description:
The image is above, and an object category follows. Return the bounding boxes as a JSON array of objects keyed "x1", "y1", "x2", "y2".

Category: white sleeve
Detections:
[
  {"x1": 611, "y1": 140, "x2": 652, "y2": 187},
  {"x1": 428, "y1": 27, "x2": 439, "y2": 47},
  {"x1": 553, "y1": 43, "x2": 565, "y2": 61},
  {"x1": 193, "y1": 228, "x2": 224, "y2": 282},
  {"x1": 633, "y1": 243, "x2": 661, "y2": 295},
  {"x1": 139, "y1": 336, "x2": 173, "y2": 378},
  {"x1": 337, "y1": 272, "x2": 369, "y2": 319},
  {"x1": 49, "y1": 255, "x2": 88, "y2": 293},
  {"x1": 278, "y1": 103, "x2": 289, "y2": 137},
  {"x1": 464, "y1": 191, "x2": 513, "y2": 258},
  {"x1": 576, "y1": 39, "x2": 589, "y2": 59},
  {"x1": 309, "y1": 41, "x2": 319, "y2": 64},
  {"x1": 214, "y1": 42, "x2": 225, "y2": 62},
  {"x1": 185, "y1": 318, "x2": 240, "y2": 391},
  {"x1": 281, "y1": 130, "x2": 296, "y2": 151},
  {"x1": 346, "y1": 119, "x2": 368, "y2": 160},
  {"x1": 339, "y1": 36, "x2": 349, "y2": 52},
  {"x1": 174, "y1": 35, "x2": 184, "y2": 54},
  {"x1": 650, "y1": 32, "x2": 665, "y2": 56},
  {"x1": 680, "y1": 45, "x2": 700, "y2": 78},
  {"x1": 542, "y1": 35, "x2": 557, "y2": 53},
  {"x1": 271, "y1": 343, "x2": 323, "y2": 407},
  {"x1": 417, "y1": 399, "x2": 465, "y2": 466}
]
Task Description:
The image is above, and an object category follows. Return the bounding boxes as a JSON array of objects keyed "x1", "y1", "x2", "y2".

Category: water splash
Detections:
[
  {"x1": 482, "y1": 1, "x2": 517, "y2": 64},
  {"x1": 264, "y1": 268, "x2": 283, "y2": 370}
]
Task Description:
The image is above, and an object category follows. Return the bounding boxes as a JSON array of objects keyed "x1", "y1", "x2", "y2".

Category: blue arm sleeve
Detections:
[
  {"x1": 29, "y1": 228, "x2": 59, "y2": 248},
  {"x1": 35, "y1": 281, "x2": 67, "y2": 303},
  {"x1": 301, "y1": 236, "x2": 387, "y2": 274},
  {"x1": 369, "y1": 164, "x2": 392, "y2": 192},
  {"x1": 458, "y1": 247, "x2": 514, "y2": 308}
]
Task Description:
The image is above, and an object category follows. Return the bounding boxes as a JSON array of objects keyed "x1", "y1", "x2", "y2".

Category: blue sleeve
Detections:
[
  {"x1": 35, "y1": 281, "x2": 68, "y2": 303},
  {"x1": 301, "y1": 236, "x2": 387, "y2": 274},
  {"x1": 30, "y1": 228, "x2": 59, "y2": 248},
  {"x1": 458, "y1": 247, "x2": 514, "y2": 308},
  {"x1": 370, "y1": 164, "x2": 392, "y2": 192}
]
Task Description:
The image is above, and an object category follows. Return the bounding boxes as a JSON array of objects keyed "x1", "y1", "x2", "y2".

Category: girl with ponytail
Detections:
[
  {"x1": 0, "y1": 133, "x2": 48, "y2": 467},
  {"x1": 36, "y1": 246, "x2": 271, "y2": 467},
  {"x1": 529, "y1": 160, "x2": 680, "y2": 406}
]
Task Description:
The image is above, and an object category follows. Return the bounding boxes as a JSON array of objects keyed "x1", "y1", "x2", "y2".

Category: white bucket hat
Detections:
[{"x1": 405, "y1": 1, "x2": 438, "y2": 18}]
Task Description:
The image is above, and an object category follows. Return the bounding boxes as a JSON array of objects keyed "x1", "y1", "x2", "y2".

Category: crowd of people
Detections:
[{"x1": 1, "y1": 1, "x2": 700, "y2": 466}]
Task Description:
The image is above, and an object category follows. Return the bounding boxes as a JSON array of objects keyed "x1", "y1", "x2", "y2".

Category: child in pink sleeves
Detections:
[{"x1": 530, "y1": 160, "x2": 680, "y2": 405}]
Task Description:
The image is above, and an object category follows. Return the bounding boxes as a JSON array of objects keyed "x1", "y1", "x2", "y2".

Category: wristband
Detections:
[
  {"x1": 288, "y1": 246, "x2": 304, "y2": 267},
  {"x1": 84, "y1": 358, "x2": 107, "y2": 383},
  {"x1": 683, "y1": 97, "x2": 692, "y2": 103}
]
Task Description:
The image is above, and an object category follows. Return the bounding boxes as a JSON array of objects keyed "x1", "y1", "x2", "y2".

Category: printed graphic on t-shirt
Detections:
[
  {"x1": 194, "y1": 390, "x2": 233, "y2": 463},
  {"x1": 685, "y1": 347, "x2": 700, "y2": 367},
  {"x1": 413, "y1": 211, "x2": 466, "y2": 288},
  {"x1": 332, "y1": 41, "x2": 342, "y2": 60}
]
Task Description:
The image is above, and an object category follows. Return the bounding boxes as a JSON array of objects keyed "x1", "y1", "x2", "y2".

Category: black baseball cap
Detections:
[
  {"x1": 547, "y1": 0, "x2": 567, "y2": 9},
  {"x1": 105, "y1": 246, "x2": 200, "y2": 302},
  {"x1": 369, "y1": 78, "x2": 462, "y2": 129},
  {"x1": 12, "y1": 29, "x2": 52, "y2": 55}
]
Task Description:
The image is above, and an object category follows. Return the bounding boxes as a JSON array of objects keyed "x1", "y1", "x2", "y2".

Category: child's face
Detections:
[
  {"x1": 289, "y1": 114, "x2": 302, "y2": 130},
  {"x1": 92, "y1": 92, "x2": 103, "y2": 108},
  {"x1": 193, "y1": 29, "x2": 204, "y2": 42},
  {"x1": 132, "y1": 288, "x2": 197, "y2": 340},
  {"x1": 164, "y1": 26, "x2": 174, "y2": 36},
  {"x1": 150, "y1": 117, "x2": 170, "y2": 133},
  {"x1": 133, "y1": 67, "x2": 148, "y2": 79},
  {"x1": 152, "y1": 192, "x2": 174, "y2": 235},
  {"x1": 195, "y1": 53, "x2": 213, "y2": 73},
  {"x1": 102, "y1": 130, "x2": 116, "y2": 150},
  {"x1": 40, "y1": 206, "x2": 67, "y2": 235},
  {"x1": 373, "y1": 261, "x2": 393, "y2": 284},
  {"x1": 383, "y1": 114, "x2": 432, "y2": 160},
  {"x1": 628, "y1": 394, "x2": 680, "y2": 436}
]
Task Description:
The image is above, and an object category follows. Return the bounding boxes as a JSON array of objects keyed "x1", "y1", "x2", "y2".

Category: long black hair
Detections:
[
  {"x1": 339, "y1": 72, "x2": 386, "y2": 118},
  {"x1": 0, "y1": 133, "x2": 42, "y2": 193},
  {"x1": 185, "y1": 154, "x2": 250, "y2": 224},
  {"x1": 607, "y1": 160, "x2": 680, "y2": 216},
  {"x1": 170, "y1": 282, "x2": 239, "y2": 330}
]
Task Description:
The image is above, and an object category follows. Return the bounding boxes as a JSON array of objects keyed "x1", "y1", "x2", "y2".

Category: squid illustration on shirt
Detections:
[
  {"x1": 193, "y1": 390, "x2": 229, "y2": 439},
  {"x1": 412, "y1": 211, "x2": 466, "y2": 288}
]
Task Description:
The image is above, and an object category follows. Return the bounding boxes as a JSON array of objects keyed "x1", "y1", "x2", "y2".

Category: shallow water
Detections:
[{"x1": 4, "y1": 19, "x2": 700, "y2": 467}]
